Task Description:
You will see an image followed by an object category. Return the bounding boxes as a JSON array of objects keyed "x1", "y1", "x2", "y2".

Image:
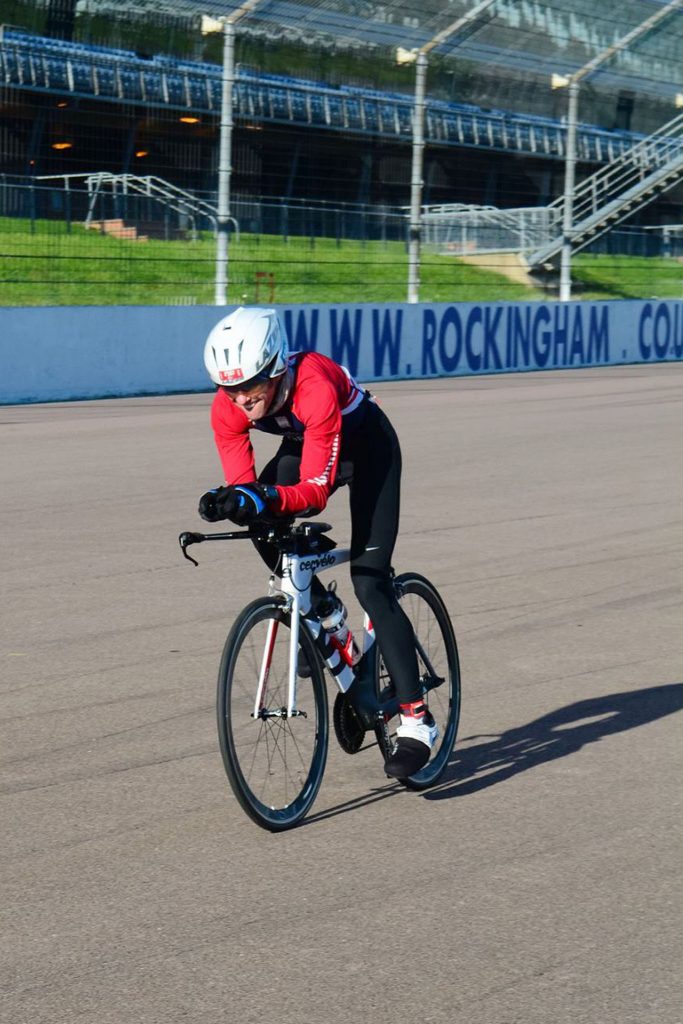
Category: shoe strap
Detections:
[{"x1": 399, "y1": 700, "x2": 428, "y2": 718}]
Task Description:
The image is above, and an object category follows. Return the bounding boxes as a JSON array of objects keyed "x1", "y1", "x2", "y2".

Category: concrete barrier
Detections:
[{"x1": 1, "y1": 298, "x2": 681, "y2": 404}]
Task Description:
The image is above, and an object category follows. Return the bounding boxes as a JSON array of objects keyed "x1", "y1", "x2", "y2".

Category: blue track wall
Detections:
[{"x1": 1, "y1": 299, "x2": 681, "y2": 404}]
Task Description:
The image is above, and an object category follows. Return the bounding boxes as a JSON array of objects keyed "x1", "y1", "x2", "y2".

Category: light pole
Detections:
[
  {"x1": 553, "y1": 0, "x2": 682, "y2": 302},
  {"x1": 203, "y1": 0, "x2": 264, "y2": 306},
  {"x1": 557, "y1": 78, "x2": 579, "y2": 303},
  {"x1": 400, "y1": 0, "x2": 499, "y2": 304},
  {"x1": 405, "y1": 50, "x2": 428, "y2": 305},
  {"x1": 215, "y1": 16, "x2": 235, "y2": 306}
]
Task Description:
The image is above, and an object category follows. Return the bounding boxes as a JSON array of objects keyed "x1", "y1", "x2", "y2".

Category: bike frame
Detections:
[
  {"x1": 272, "y1": 543, "x2": 376, "y2": 719},
  {"x1": 179, "y1": 526, "x2": 442, "y2": 728}
]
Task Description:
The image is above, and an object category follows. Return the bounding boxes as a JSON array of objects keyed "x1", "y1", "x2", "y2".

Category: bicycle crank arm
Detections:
[{"x1": 421, "y1": 672, "x2": 446, "y2": 693}]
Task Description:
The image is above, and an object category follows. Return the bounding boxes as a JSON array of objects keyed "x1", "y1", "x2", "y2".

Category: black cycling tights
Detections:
[{"x1": 256, "y1": 401, "x2": 421, "y2": 705}]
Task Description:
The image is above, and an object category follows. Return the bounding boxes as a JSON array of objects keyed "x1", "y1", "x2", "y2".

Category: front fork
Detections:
[
  {"x1": 255, "y1": 590, "x2": 361, "y2": 720},
  {"x1": 287, "y1": 592, "x2": 302, "y2": 718},
  {"x1": 252, "y1": 591, "x2": 303, "y2": 720}
]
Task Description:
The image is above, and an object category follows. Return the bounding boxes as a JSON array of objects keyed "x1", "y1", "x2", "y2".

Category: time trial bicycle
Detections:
[{"x1": 179, "y1": 518, "x2": 461, "y2": 831}]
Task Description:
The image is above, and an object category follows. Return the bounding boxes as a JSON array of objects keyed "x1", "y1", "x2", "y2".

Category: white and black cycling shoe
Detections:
[{"x1": 384, "y1": 707, "x2": 438, "y2": 779}]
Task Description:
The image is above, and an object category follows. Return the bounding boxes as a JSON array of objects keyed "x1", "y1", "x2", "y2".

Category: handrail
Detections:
[
  {"x1": 86, "y1": 172, "x2": 219, "y2": 225},
  {"x1": 85, "y1": 172, "x2": 231, "y2": 236},
  {"x1": 525, "y1": 112, "x2": 683, "y2": 264},
  {"x1": 547, "y1": 111, "x2": 683, "y2": 224},
  {"x1": 422, "y1": 114, "x2": 683, "y2": 260},
  {"x1": 35, "y1": 170, "x2": 233, "y2": 237}
]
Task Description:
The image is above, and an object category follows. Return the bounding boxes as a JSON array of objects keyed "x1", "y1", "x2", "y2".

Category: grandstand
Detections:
[
  {"x1": 1, "y1": 25, "x2": 678, "y2": 204},
  {"x1": 7, "y1": 0, "x2": 681, "y2": 123},
  {"x1": 0, "y1": 26, "x2": 647, "y2": 166}
]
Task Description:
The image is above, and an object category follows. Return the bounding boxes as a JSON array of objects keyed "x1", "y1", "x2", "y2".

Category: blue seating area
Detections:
[{"x1": 0, "y1": 27, "x2": 642, "y2": 163}]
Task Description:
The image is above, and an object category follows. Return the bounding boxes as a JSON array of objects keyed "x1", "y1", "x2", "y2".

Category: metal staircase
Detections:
[
  {"x1": 83, "y1": 173, "x2": 221, "y2": 236},
  {"x1": 528, "y1": 111, "x2": 683, "y2": 267}
]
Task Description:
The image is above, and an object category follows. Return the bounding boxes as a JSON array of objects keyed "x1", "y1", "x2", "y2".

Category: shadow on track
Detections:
[
  {"x1": 300, "y1": 683, "x2": 682, "y2": 824},
  {"x1": 302, "y1": 781, "x2": 403, "y2": 826},
  {"x1": 425, "y1": 681, "x2": 683, "y2": 801}
]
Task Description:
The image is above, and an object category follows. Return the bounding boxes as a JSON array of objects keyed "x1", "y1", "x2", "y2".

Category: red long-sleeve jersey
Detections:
[{"x1": 210, "y1": 351, "x2": 368, "y2": 516}]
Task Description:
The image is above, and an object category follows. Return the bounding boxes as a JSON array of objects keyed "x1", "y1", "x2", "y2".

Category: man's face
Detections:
[{"x1": 222, "y1": 377, "x2": 278, "y2": 420}]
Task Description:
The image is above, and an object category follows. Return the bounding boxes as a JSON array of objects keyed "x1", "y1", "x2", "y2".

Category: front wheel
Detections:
[
  {"x1": 217, "y1": 596, "x2": 329, "y2": 831},
  {"x1": 385, "y1": 572, "x2": 461, "y2": 790}
]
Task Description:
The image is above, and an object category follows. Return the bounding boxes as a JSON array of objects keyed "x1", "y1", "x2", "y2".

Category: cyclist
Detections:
[{"x1": 197, "y1": 305, "x2": 437, "y2": 779}]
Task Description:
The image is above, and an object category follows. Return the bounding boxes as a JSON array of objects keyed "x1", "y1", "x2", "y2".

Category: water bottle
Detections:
[{"x1": 317, "y1": 589, "x2": 361, "y2": 667}]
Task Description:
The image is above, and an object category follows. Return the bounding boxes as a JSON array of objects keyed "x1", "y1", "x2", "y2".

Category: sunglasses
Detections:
[
  {"x1": 220, "y1": 353, "x2": 286, "y2": 394},
  {"x1": 219, "y1": 372, "x2": 274, "y2": 395}
]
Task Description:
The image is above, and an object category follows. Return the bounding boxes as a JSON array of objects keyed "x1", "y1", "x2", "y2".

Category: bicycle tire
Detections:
[
  {"x1": 378, "y1": 572, "x2": 461, "y2": 790},
  {"x1": 217, "y1": 596, "x2": 329, "y2": 831}
]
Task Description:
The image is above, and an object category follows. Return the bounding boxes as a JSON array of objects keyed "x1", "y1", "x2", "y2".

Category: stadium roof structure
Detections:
[{"x1": 75, "y1": 0, "x2": 683, "y2": 101}]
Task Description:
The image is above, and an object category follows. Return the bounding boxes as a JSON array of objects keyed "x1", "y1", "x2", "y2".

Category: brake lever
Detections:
[{"x1": 179, "y1": 531, "x2": 205, "y2": 566}]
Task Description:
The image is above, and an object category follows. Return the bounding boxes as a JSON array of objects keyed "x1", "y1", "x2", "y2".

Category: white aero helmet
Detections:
[{"x1": 203, "y1": 306, "x2": 288, "y2": 387}]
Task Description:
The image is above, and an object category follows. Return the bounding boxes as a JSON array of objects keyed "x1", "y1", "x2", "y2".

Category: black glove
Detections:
[
  {"x1": 198, "y1": 487, "x2": 226, "y2": 522},
  {"x1": 198, "y1": 484, "x2": 277, "y2": 525},
  {"x1": 223, "y1": 483, "x2": 278, "y2": 525}
]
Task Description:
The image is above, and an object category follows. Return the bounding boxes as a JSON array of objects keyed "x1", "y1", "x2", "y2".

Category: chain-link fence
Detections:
[{"x1": 1, "y1": 0, "x2": 682, "y2": 305}]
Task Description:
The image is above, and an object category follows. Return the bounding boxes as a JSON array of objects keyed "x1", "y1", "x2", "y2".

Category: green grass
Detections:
[
  {"x1": 571, "y1": 254, "x2": 683, "y2": 301},
  {"x1": 1, "y1": 217, "x2": 680, "y2": 306}
]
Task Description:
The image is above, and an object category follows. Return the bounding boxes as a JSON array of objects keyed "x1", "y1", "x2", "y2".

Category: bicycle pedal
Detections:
[{"x1": 333, "y1": 693, "x2": 366, "y2": 754}]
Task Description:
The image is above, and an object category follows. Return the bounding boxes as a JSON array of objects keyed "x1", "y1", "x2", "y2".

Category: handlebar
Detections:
[
  {"x1": 178, "y1": 520, "x2": 334, "y2": 566},
  {"x1": 179, "y1": 529, "x2": 251, "y2": 565}
]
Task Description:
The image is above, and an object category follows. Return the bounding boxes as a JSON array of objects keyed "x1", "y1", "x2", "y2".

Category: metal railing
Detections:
[
  {"x1": 0, "y1": 174, "x2": 409, "y2": 245},
  {"x1": 85, "y1": 173, "x2": 222, "y2": 236},
  {"x1": 422, "y1": 203, "x2": 559, "y2": 254},
  {"x1": 529, "y1": 111, "x2": 683, "y2": 265},
  {"x1": 422, "y1": 113, "x2": 683, "y2": 263},
  {"x1": 5, "y1": 172, "x2": 681, "y2": 261}
]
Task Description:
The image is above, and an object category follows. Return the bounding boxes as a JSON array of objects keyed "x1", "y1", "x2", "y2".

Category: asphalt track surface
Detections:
[{"x1": 1, "y1": 365, "x2": 682, "y2": 1024}]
